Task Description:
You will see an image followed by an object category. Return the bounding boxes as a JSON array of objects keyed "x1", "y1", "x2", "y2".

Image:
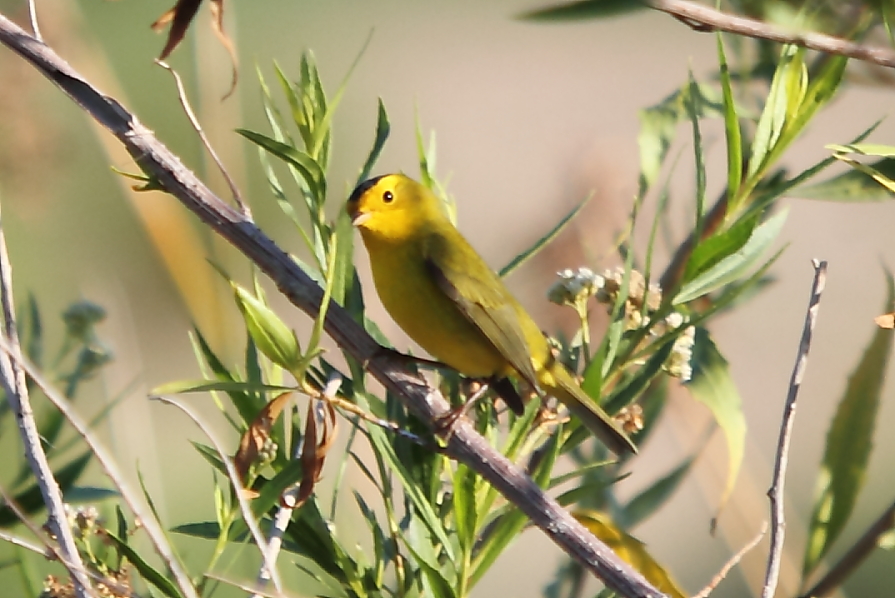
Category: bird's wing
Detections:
[{"x1": 422, "y1": 232, "x2": 541, "y2": 389}]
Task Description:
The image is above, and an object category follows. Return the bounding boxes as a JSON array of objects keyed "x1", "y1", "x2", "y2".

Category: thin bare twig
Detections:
[
  {"x1": 0, "y1": 15, "x2": 666, "y2": 597},
  {"x1": 763, "y1": 260, "x2": 827, "y2": 598},
  {"x1": 328, "y1": 392, "x2": 433, "y2": 447},
  {"x1": 694, "y1": 523, "x2": 768, "y2": 598},
  {"x1": 0, "y1": 484, "x2": 63, "y2": 559},
  {"x1": 648, "y1": 0, "x2": 895, "y2": 69},
  {"x1": 151, "y1": 395, "x2": 284, "y2": 594},
  {"x1": 800, "y1": 498, "x2": 895, "y2": 598},
  {"x1": 0, "y1": 336, "x2": 199, "y2": 598},
  {"x1": 155, "y1": 59, "x2": 250, "y2": 218},
  {"x1": 0, "y1": 207, "x2": 93, "y2": 595},
  {"x1": 27, "y1": 0, "x2": 40, "y2": 40},
  {"x1": 0, "y1": 527, "x2": 50, "y2": 556}
]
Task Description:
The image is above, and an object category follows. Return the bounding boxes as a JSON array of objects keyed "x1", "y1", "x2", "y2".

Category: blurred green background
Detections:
[{"x1": 2, "y1": 0, "x2": 895, "y2": 596}]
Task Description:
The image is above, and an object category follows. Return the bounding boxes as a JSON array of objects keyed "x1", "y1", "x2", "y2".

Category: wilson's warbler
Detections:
[{"x1": 347, "y1": 174, "x2": 636, "y2": 455}]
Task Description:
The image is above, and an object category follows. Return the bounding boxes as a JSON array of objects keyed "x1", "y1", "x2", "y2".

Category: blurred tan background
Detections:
[{"x1": 1, "y1": 0, "x2": 895, "y2": 596}]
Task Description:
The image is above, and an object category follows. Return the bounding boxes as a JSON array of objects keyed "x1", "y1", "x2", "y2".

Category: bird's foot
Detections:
[{"x1": 433, "y1": 381, "x2": 492, "y2": 439}]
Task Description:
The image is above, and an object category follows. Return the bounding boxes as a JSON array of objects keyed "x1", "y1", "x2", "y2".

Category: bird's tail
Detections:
[{"x1": 542, "y1": 365, "x2": 637, "y2": 456}]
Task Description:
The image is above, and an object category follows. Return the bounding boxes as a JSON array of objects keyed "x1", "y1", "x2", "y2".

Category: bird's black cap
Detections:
[{"x1": 347, "y1": 175, "x2": 386, "y2": 206}]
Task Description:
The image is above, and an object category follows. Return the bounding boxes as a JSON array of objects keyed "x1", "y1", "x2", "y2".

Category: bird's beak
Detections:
[{"x1": 351, "y1": 211, "x2": 372, "y2": 227}]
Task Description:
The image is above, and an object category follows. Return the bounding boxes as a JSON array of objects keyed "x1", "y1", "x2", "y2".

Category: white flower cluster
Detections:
[
  {"x1": 661, "y1": 312, "x2": 696, "y2": 382},
  {"x1": 546, "y1": 267, "x2": 601, "y2": 308},
  {"x1": 64, "y1": 503, "x2": 99, "y2": 539},
  {"x1": 547, "y1": 266, "x2": 696, "y2": 381}
]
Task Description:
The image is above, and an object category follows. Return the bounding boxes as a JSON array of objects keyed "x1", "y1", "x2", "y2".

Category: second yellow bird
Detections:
[{"x1": 347, "y1": 174, "x2": 635, "y2": 455}]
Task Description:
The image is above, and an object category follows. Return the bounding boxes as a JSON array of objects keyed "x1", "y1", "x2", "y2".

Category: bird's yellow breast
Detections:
[{"x1": 362, "y1": 232, "x2": 509, "y2": 379}]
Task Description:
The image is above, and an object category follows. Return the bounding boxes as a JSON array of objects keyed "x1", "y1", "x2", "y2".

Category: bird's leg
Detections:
[{"x1": 433, "y1": 379, "x2": 494, "y2": 435}]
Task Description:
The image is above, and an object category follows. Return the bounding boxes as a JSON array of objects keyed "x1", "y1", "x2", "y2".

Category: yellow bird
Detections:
[{"x1": 347, "y1": 174, "x2": 635, "y2": 455}]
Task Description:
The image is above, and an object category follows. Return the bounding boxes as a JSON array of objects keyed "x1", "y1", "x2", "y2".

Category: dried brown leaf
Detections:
[
  {"x1": 151, "y1": 0, "x2": 202, "y2": 61},
  {"x1": 209, "y1": 0, "x2": 238, "y2": 99},
  {"x1": 289, "y1": 399, "x2": 337, "y2": 509},
  {"x1": 152, "y1": 0, "x2": 238, "y2": 96},
  {"x1": 874, "y1": 311, "x2": 895, "y2": 329},
  {"x1": 234, "y1": 391, "x2": 293, "y2": 492}
]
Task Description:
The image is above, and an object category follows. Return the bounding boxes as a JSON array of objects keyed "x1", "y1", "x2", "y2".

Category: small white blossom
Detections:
[
  {"x1": 547, "y1": 267, "x2": 602, "y2": 307},
  {"x1": 665, "y1": 311, "x2": 685, "y2": 329},
  {"x1": 664, "y1": 325, "x2": 696, "y2": 381}
]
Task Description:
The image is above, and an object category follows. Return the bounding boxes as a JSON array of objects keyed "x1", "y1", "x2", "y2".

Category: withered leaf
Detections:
[
  {"x1": 875, "y1": 311, "x2": 895, "y2": 329},
  {"x1": 152, "y1": 0, "x2": 238, "y2": 97},
  {"x1": 234, "y1": 391, "x2": 292, "y2": 496},
  {"x1": 288, "y1": 399, "x2": 337, "y2": 509}
]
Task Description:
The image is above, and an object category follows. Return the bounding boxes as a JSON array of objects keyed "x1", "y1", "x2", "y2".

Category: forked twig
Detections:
[
  {"x1": 694, "y1": 523, "x2": 768, "y2": 598},
  {"x1": 156, "y1": 59, "x2": 249, "y2": 218}
]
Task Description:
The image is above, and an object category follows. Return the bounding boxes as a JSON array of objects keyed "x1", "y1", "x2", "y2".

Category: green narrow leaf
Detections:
[
  {"x1": 470, "y1": 508, "x2": 528, "y2": 588},
  {"x1": 331, "y1": 208, "x2": 357, "y2": 310},
  {"x1": 237, "y1": 129, "x2": 325, "y2": 200},
  {"x1": 754, "y1": 119, "x2": 881, "y2": 213},
  {"x1": 518, "y1": 0, "x2": 648, "y2": 21},
  {"x1": 717, "y1": 33, "x2": 742, "y2": 203},
  {"x1": 498, "y1": 195, "x2": 589, "y2": 278},
  {"x1": 0, "y1": 451, "x2": 92, "y2": 526},
  {"x1": 365, "y1": 424, "x2": 457, "y2": 565},
  {"x1": 151, "y1": 380, "x2": 293, "y2": 395},
  {"x1": 747, "y1": 46, "x2": 799, "y2": 182},
  {"x1": 674, "y1": 208, "x2": 788, "y2": 305},
  {"x1": 743, "y1": 51, "x2": 847, "y2": 205},
  {"x1": 683, "y1": 213, "x2": 760, "y2": 283},
  {"x1": 354, "y1": 493, "x2": 388, "y2": 587},
  {"x1": 792, "y1": 157, "x2": 895, "y2": 202},
  {"x1": 473, "y1": 399, "x2": 542, "y2": 529},
  {"x1": 827, "y1": 143, "x2": 895, "y2": 158},
  {"x1": 687, "y1": 328, "x2": 746, "y2": 518},
  {"x1": 686, "y1": 71, "x2": 707, "y2": 225},
  {"x1": 25, "y1": 294, "x2": 42, "y2": 368},
  {"x1": 106, "y1": 532, "x2": 186, "y2": 598},
  {"x1": 357, "y1": 99, "x2": 391, "y2": 185},
  {"x1": 620, "y1": 457, "x2": 695, "y2": 528},
  {"x1": 802, "y1": 272, "x2": 894, "y2": 578},
  {"x1": 472, "y1": 431, "x2": 560, "y2": 588},
  {"x1": 191, "y1": 441, "x2": 227, "y2": 476},
  {"x1": 601, "y1": 338, "x2": 676, "y2": 414},
  {"x1": 284, "y1": 498, "x2": 362, "y2": 589},
  {"x1": 404, "y1": 518, "x2": 458, "y2": 598},
  {"x1": 452, "y1": 463, "x2": 477, "y2": 551},
  {"x1": 188, "y1": 328, "x2": 259, "y2": 426},
  {"x1": 636, "y1": 82, "x2": 724, "y2": 197},
  {"x1": 233, "y1": 283, "x2": 301, "y2": 372}
]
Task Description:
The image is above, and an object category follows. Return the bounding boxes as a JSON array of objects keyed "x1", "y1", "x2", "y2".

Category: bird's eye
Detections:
[{"x1": 383, "y1": 190, "x2": 394, "y2": 203}]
